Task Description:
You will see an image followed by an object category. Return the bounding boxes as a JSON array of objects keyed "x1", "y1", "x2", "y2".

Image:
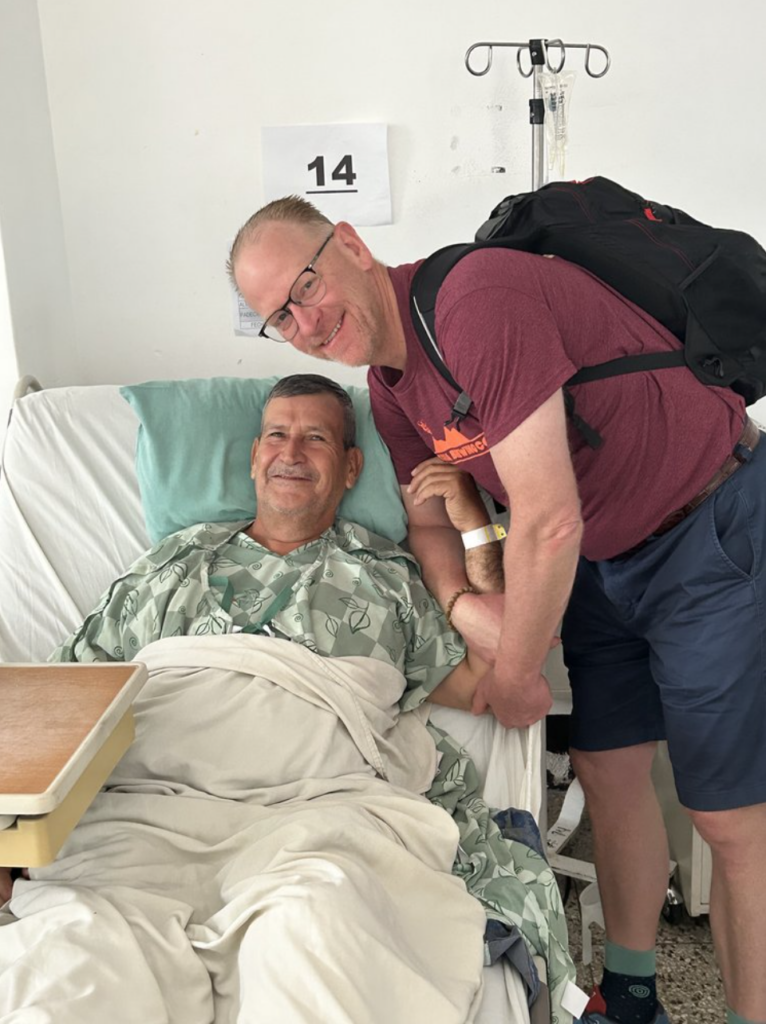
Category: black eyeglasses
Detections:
[{"x1": 258, "y1": 231, "x2": 334, "y2": 343}]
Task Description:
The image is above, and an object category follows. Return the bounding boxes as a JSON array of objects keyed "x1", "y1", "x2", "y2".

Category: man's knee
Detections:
[{"x1": 687, "y1": 802, "x2": 766, "y2": 862}]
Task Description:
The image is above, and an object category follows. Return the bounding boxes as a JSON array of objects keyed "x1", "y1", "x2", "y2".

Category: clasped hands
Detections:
[{"x1": 408, "y1": 457, "x2": 556, "y2": 728}]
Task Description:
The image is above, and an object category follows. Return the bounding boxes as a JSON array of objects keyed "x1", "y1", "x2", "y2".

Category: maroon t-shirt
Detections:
[{"x1": 368, "y1": 249, "x2": 744, "y2": 560}]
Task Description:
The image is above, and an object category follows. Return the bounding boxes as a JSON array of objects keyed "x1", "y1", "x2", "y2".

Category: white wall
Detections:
[
  {"x1": 0, "y1": 0, "x2": 77, "y2": 413},
  {"x1": 13, "y1": 0, "x2": 766, "y2": 390}
]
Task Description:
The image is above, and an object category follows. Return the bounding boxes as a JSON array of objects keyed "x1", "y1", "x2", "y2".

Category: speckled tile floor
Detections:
[{"x1": 549, "y1": 789, "x2": 727, "y2": 1024}]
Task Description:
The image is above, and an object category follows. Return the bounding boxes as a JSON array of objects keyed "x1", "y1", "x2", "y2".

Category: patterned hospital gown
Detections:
[{"x1": 50, "y1": 519, "x2": 464, "y2": 710}]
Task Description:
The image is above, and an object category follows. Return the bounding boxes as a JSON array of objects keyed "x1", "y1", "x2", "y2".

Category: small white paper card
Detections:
[
  {"x1": 262, "y1": 123, "x2": 391, "y2": 226},
  {"x1": 231, "y1": 289, "x2": 263, "y2": 337}
]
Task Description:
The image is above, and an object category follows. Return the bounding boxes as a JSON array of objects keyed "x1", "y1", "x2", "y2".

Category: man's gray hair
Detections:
[
  {"x1": 263, "y1": 374, "x2": 356, "y2": 449},
  {"x1": 227, "y1": 196, "x2": 332, "y2": 285}
]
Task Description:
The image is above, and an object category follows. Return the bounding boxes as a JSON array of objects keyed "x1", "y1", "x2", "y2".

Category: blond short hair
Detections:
[{"x1": 226, "y1": 196, "x2": 332, "y2": 284}]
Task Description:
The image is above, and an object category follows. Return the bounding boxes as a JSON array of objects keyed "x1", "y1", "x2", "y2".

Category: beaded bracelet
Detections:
[{"x1": 445, "y1": 585, "x2": 475, "y2": 630}]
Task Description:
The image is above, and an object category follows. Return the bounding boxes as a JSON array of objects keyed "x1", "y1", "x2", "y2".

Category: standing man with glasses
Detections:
[{"x1": 228, "y1": 195, "x2": 766, "y2": 1024}]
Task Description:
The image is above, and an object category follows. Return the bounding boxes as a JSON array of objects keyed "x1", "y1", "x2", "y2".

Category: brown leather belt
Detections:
[{"x1": 620, "y1": 416, "x2": 761, "y2": 557}]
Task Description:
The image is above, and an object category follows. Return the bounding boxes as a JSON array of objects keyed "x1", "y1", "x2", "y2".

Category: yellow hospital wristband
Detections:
[{"x1": 461, "y1": 523, "x2": 507, "y2": 550}]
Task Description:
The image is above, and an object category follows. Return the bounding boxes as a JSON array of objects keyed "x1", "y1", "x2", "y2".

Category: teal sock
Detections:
[
  {"x1": 727, "y1": 1010, "x2": 766, "y2": 1024},
  {"x1": 604, "y1": 940, "x2": 656, "y2": 978},
  {"x1": 599, "y1": 940, "x2": 658, "y2": 1024}
]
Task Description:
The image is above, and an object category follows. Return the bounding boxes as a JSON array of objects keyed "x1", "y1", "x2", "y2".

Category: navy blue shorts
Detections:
[{"x1": 562, "y1": 431, "x2": 766, "y2": 812}]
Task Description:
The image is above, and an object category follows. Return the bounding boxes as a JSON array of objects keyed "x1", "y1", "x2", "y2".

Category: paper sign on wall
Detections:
[
  {"x1": 231, "y1": 289, "x2": 263, "y2": 337},
  {"x1": 262, "y1": 123, "x2": 391, "y2": 226}
]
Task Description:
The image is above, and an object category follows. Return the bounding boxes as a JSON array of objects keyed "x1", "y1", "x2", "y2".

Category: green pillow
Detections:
[{"x1": 120, "y1": 377, "x2": 407, "y2": 544}]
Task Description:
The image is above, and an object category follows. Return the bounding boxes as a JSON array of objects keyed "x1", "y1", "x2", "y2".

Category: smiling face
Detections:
[
  {"x1": 233, "y1": 219, "x2": 397, "y2": 369},
  {"x1": 249, "y1": 392, "x2": 363, "y2": 549}
]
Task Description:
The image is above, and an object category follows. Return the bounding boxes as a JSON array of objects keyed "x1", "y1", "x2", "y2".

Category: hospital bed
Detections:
[{"x1": 0, "y1": 377, "x2": 569, "y2": 1024}]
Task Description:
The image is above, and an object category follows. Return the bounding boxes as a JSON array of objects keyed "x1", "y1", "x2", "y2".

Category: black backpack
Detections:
[{"x1": 409, "y1": 176, "x2": 766, "y2": 448}]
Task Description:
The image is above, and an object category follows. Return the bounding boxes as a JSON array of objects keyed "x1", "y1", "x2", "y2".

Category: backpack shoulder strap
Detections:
[
  {"x1": 567, "y1": 350, "x2": 686, "y2": 386},
  {"x1": 410, "y1": 243, "x2": 475, "y2": 425}
]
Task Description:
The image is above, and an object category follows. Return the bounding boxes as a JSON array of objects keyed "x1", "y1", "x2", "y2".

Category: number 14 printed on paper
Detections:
[{"x1": 261, "y1": 123, "x2": 392, "y2": 226}]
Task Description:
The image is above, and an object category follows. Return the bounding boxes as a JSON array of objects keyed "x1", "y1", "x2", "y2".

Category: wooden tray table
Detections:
[{"x1": 0, "y1": 662, "x2": 147, "y2": 866}]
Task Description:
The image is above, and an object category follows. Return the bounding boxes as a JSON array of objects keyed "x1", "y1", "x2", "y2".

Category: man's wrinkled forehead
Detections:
[{"x1": 261, "y1": 394, "x2": 345, "y2": 440}]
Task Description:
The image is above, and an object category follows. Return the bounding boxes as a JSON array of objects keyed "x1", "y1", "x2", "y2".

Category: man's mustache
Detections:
[{"x1": 267, "y1": 464, "x2": 317, "y2": 481}]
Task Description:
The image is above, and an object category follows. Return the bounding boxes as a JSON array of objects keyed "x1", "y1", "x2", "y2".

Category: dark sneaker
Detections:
[{"x1": 576, "y1": 986, "x2": 671, "y2": 1023}]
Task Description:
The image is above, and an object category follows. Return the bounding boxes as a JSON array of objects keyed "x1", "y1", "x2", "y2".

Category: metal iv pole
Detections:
[{"x1": 464, "y1": 38, "x2": 611, "y2": 189}]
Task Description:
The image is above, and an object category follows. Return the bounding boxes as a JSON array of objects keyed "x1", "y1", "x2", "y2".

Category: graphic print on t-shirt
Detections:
[{"x1": 417, "y1": 419, "x2": 490, "y2": 465}]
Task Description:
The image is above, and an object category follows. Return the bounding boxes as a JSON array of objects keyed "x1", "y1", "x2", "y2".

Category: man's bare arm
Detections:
[
  {"x1": 407, "y1": 459, "x2": 504, "y2": 594},
  {"x1": 427, "y1": 647, "x2": 489, "y2": 711},
  {"x1": 468, "y1": 388, "x2": 583, "y2": 727},
  {"x1": 403, "y1": 466, "x2": 505, "y2": 665},
  {"x1": 402, "y1": 461, "x2": 501, "y2": 709},
  {"x1": 402, "y1": 486, "x2": 472, "y2": 606}
]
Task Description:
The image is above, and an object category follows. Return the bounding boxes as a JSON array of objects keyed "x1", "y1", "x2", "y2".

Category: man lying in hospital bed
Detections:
[{"x1": 0, "y1": 373, "x2": 576, "y2": 1024}]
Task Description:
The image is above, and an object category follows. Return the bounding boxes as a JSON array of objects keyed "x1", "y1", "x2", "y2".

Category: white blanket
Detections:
[{"x1": 0, "y1": 636, "x2": 487, "y2": 1023}]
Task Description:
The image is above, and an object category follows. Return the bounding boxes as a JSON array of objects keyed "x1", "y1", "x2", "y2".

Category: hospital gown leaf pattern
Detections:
[
  {"x1": 50, "y1": 519, "x2": 464, "y2": 715},
  {"x1": 444, "y1": 642, "x2": 465, "y2": 664},
  {"x1": 122, "y1": 591, "x2": 139, "y2": 620},
  {"x1": 159, "y1": 562, "x2": 188, "y2": 585},
  {"x1": 428, "y1": 723, "x2": 575, "y2": 1022}
]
